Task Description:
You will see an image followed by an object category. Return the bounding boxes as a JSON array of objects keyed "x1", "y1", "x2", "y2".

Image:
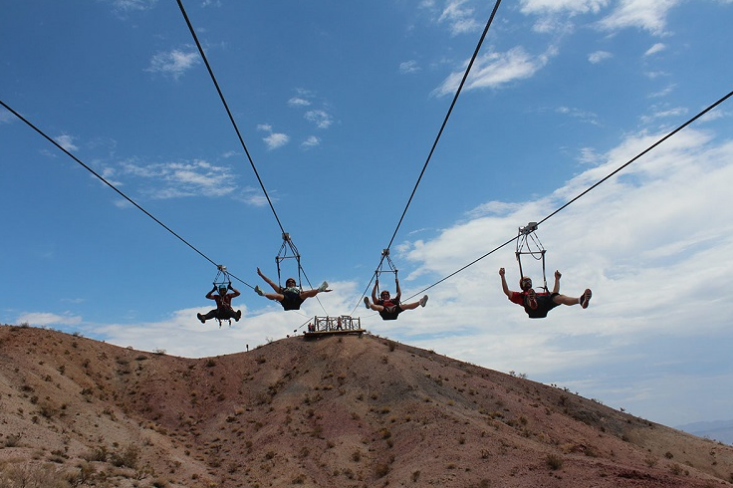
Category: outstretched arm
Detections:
[
  {"x1": 205, "y1": 285, "x2": 217, "y2": 300},
  {"x1": 499, "y1": 268, "x2": 512, "y2": 299},
  {"x1": 228, "y1": 284, "x2": 241, "y2": 298},
  {"x1": 371, "y1": 279, "x2": 379, "y2": 302},
  {"x1": 257, "y1": 268, "x2": 281, "y2": 292},
  {"x1": 394, "y1": 278, "x2": 402, "y2": 301},
  {"x1": 552, "y1": 270, "x2": 561, "y2": 294}
]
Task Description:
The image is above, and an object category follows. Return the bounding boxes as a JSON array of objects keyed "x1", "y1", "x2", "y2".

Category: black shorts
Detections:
[
  {"x1": 281, "y1": 290, "x2": 304, "y2": 311},
  {"x1": 525, "y1": 293, "x2": 559, "y2": 319},
  {"x1": 379, "y1": 305, "x2": 404, "y2": 321}
]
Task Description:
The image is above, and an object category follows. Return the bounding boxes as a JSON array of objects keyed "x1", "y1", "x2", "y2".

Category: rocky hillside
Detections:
[{"x1": 0, "y1": 324, "x2": 731, "y2": 487}]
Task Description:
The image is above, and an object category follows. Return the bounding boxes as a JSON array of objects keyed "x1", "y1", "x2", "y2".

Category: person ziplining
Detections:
[
  {"x1": 364, "y1": 277, "x2": 428, "y2": 320},
  {"x1": 499, "y1": 222, "x2": 591, "y2": 318},
  {"x1": 362, "y1": 249, "x2": 427, "y2": 320},
  {"x1": 254, "y1": 268, "x2": 330, "y2": 311},
  {"x1": 197, "y1": 266, "x2": 243, "y2": 326},
  {"x1": 197, "y1": 283, "x2": 243, "y2": 325},
  {"x1": 499, "y1": 268, "x2": 591, "y2": 319},
  {"x1": 253, "y1": 233, "x2": 331, "y2": 311}
]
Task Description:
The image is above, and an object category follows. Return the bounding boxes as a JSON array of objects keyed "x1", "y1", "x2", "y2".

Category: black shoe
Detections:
[
  {"x1": 235, "y1": 310, "x2": 242, "y2": 322},
  {"x1": 197, "y1": 313, "x2": 205, "y2": 324}
]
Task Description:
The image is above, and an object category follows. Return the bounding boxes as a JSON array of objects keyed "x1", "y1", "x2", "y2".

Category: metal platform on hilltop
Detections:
[{"x1": 302, "y1": 315, "x2": 365, "y2": 340}]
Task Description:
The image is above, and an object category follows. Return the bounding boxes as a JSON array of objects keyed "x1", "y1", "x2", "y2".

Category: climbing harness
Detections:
[
  {"x1": 374, "y1": 249, "x2": 399, "y2": 298},
  {"x1": 276, "y1": 233, "x2": 303, "y2": 290},
  {"x1": 515, "y1": 222, "x2": 548, "y2": 292}
]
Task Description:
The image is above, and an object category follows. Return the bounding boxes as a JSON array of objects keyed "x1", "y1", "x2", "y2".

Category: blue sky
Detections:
[{"x1": 2, "y1": 0, "x2": 733, "y2": 429}]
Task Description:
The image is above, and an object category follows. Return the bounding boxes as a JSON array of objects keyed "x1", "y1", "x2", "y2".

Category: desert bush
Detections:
[
  {"x1": 83, "y1": 445, "x2": 108, "y2": 462},
  {"x1": 110, "y1": 444, "x2": 140, "y2": 469},
  {"x1": 546, "y1": 454, "x2": 564, "y2": 470},
  {"x1": 4, "y1": 433, "x2": 23, "y2": 447},
  {"x1": 0, "y1": 462, "x2": 70, "y2": 488}
]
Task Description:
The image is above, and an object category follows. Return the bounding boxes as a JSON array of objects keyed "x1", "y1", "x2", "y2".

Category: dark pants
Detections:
[{"x1": 203, "y1": 308, "x2": 238, "y2": 321}]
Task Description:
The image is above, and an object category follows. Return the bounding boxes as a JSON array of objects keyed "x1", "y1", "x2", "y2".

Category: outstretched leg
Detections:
[
  {"x1": 552, "y1": 289, "x2": 592, "y2": 308},
  {"x1": 364, "y1": 297, "x2": 384, "y2": 312},
  {"x1": 197, "y1": 310, "x2": 218, "y2": 323},
  {"x1": 299, "y1": 282, "x2": 330, "y2": 300},
  {"x1": 401, "y1": 295, "x2": 428, "y2": 310}
]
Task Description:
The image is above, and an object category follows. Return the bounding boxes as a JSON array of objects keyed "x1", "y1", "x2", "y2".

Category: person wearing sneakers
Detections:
[
  {"x1": 254, "y1": 267, "x2": 331, "y2": 311},
  {"x1": 499, "y1": 268, "x2": 591, "y2": 319},
  {"x1": 197, "y1": 284, "x2": 242, "y2": 324},
  {"x1": 364, "y1": 278, "x2": 428, "y2": 321}
]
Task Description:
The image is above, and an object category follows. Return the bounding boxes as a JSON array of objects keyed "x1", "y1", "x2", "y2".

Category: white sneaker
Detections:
[
  {"x1": 254, "y1": 285, "x2": 264, "y2": 296},
  {"x1": 318, "y1": 281, "x2": 329, "y2": 292},
  {"x1": 420, "y1": 295, "x2": 428, "y2": 307}
]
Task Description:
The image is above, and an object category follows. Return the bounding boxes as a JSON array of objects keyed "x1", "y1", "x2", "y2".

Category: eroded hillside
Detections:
[{"x1": 0, "y1": 324, "x2": 731, "y2": 487}]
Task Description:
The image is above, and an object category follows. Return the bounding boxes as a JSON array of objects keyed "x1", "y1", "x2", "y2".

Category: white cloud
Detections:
[
  {"x1": 434, "y1": 46, "x2": 553, "y2": 96},
  {"x1": 639, "y1": 106, "x2": 687, "y2": 124},
  {"x1": 399, "y1": 60, "x2": 421, "y2": 74},
  {"x1": 146, "y1": 49, "x2": 200, "y2": 80},
  {"x1": 301, "y1": 136, "x2": 320, "y2": 148},
  {"x1": 304, "y1": 110, "x2": 333, "y2": 129},
  {"x1": 644, "y1": 42, "x2": 666, "y2": 56},
  {"x1": 519, "y1": 0, "x2": 609, "y2": 32},
  {"x1": 519, "y1": 0, "x2": 609, "y2": 15},
  {"x1": 54, "y1": 134, "x2": 79, "y2": 152},
  {"x1": 597, "y1": 0, "x2": 681, "y2": 36},
  {"x1": 118, "y1": 159, "x2": 237, "y2": 198},
  {"x1": 110, "y1": 0, "x2": 158, "y2": 12},
  {"x1": 438, "y1": 0, "x2": 481, "y2": 35},
  {"x1": 16, "y1": 312, "x2": 82, "y2": 327},
  {"x1": 263, "y1": 132, "x2": 290, "y2": 150},
  {"x1": 588, "y1": 50, "x2": 612, "y2": 63},
  {"x1": 288, "y1": 97, "x2": 311, "y2": 107},
  {"x1": 257, "y1": 124, "x2": 290, "y2": 150}
]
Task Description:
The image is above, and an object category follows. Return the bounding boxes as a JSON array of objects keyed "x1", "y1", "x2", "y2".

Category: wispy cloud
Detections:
[
  {"x1": 16, "y1": 312, "x2": 82, "y2": 327},
  {"x1": 438, "y1": 0, "x2": 480, "y2": 35},
  {"x1": 257, "y1": 124, "x2": 290, "y2": 150},
  {"x1": 588, "y1": 50, "x2": 613, "y2": 64},
  {"x1": 644, "y1": 42, "x2": 666, "y2": 56},
  {"x1": 288, "y1": 97, "x2": 311, "y2": 107},
  {"x1": 304, "y1": 110, "x2": 333, "y2": 129},
  {"x1": 556, "y1": 106, "x2": 600, "y2": 125},
  {"x1": 639, "y1": 106, "x2": 687, "y2": 124},
  {"x1": 597, "y1": 0, "x2": 682, "y2": 36},
  {"x1": 434, "y1": 46, "x2": 553, "y2": 96},
  {"x1": 301, "y1": 136, "x2": 321, "y2": 148},
  {"x1": 118, "y1": 159, "x2": 237, "y2": 198},
  {"x1": 54, "y1": 134, "x2": 79, "y2": 152},
  {"x1": 146, "y1": 49, "x2": 201, "y2": 80},
  {"x1": 109, "y1": 0, "x2": 158, "y2": 12},
  {"x1": 399, "y1": 60, "x2": 421, "y2": 74},
  {"x1": 519, "y1": 0, "x2": 609, "y2": 16}
]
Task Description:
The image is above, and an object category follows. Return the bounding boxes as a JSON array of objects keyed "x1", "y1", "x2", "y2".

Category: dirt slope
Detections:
[{"x1": 0, "y1": 324, "x2": 731, "y2": 487}]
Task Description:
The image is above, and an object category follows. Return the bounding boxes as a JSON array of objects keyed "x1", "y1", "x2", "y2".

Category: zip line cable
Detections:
[
  {"x1": 176, "y1": 0, "x2": 327, "y2": 311},
  {"x1": 175, "y1": 0, "x2": 284, "y2": 235},
  {"x1": 0, "y1": 98, "x2": 253, "y2": 289},
  {"x1": 352, "y1": 0, "x2": 503, "y2": 314},
  {"x1": 400, "y1": 87, "x2": 733, "y2": 302},
  {"x1": 384, "y1": 0, "x2": 503, "y2": 254}
]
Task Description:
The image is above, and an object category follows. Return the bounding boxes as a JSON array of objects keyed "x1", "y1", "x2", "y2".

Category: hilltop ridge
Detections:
[{"x1": 0, "y1": 324, "x2": 731, "y2": 487}]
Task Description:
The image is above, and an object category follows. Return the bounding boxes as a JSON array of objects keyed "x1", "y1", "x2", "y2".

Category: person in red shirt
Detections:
[
  {"x1": 364, "y1": 278, "x2": 428, "y2": 320},
  {"x1": 197, "y1": 284, "x2": 242, "y2": 324},
  {"x1": 499, "y1": 267, "x2": 591, "y2": 319}
]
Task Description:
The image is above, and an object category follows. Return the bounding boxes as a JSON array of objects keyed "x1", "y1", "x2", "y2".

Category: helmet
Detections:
[{"x1": 218, "y1": 286, "x2": 228, "y2": 294}]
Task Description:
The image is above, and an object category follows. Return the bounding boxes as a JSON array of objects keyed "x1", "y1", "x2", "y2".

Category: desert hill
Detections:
[{"x1": 0, "y1": 324, "x2": 731, "y2": 488}]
